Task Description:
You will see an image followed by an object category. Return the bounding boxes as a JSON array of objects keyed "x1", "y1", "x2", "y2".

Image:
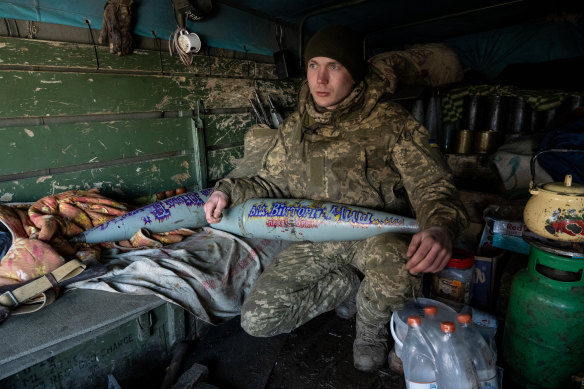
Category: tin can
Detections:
[
  {"x1": 473, "y1": 130, "x2": 499, "y2": 154},
  {"x1": 430, "y1": 248, "x2": 475, "y2": 310},
  {"x1": 454, "y1": 130, "x2": 474, "y2": 154}
]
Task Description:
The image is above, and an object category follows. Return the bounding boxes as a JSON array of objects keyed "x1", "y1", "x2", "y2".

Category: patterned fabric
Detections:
[
  {"x1": 369, "y1": 43, "x2": 464, "y2": 93},
  {"x1": 0, "y1": 189, "x2": 194, "y2": 286},
  {"x1": 441, "y1": 84, "x2": 577, "y2": 124},
  {"x1": 214, "y1": 70, "x2": 469, "y2": 330},
  {"x1": 0, "y1": 204, "x2": 65, "y2": 286},
  {"x1": 241, "y1": 233, "x2": 422, "y2": 334},
  {"x1": 215, "y1": 71, "x2": 468, "y2": 237}
]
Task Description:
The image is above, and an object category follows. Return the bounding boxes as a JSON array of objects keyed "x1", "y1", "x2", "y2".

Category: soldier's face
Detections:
[{"x1": 306, "y1": 57, "x2": 355, "y2": 110}]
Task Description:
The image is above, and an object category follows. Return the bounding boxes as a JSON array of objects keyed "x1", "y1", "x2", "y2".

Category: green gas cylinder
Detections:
[{"x1": 502, "y1": 241, "x2": 584, "y2": 388}]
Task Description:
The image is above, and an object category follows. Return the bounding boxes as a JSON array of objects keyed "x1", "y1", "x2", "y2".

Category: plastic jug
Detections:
[
  {"x1": 433, "y1": 322, "x2": 479, "y2": 389},
  {"x1": 457, "y1": 313, "x2": 498, "y2": 388},
  {"x1": 402, "y1": 316, "x2": 438, "y2": 389}
]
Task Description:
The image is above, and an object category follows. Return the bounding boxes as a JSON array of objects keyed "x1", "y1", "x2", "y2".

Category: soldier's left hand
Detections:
[{"x1": 405, "y1": 226, "x2": 452, "y2": 274}]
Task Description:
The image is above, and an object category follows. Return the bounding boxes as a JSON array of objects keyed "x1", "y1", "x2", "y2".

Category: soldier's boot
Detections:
[
  {"x1": 353, "y1": 314, "x2": 389, "y2": 372},
  {"x1": 388, "y1": 346, "x2": 404, "y2": 374}
]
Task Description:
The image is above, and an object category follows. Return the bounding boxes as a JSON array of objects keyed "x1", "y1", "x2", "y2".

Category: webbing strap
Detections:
[{"x1": 0, "y1": 260, "x2": 86, "y2": 315}]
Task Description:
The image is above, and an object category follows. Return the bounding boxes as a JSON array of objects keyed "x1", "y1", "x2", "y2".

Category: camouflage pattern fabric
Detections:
[
  {"x1": 241, "y1": 233, "x2": 422, "y2": 335},
  {"x1": 441, "y1": 84, "x2": 578, "y2": 124},
  {"x1": 214, "y1": 69, "x2": 468, "y2": 331}
]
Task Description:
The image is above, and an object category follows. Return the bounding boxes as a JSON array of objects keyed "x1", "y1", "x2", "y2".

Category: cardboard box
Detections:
[
  {"x1": 472, "y1": 253, "x2": 504, "y2": 310},
  {"x1": 478, "y1": 203, "x2": 531, "y2": 256},
  {"x1": 491, "y1": 219, "x2": 531, "y2": 255}
]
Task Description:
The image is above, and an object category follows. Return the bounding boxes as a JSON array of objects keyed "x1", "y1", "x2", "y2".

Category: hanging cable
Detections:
[
  {"x1": 168, "y1": 27, "x2": 193, "y2": 66},
  {"x1": 85, "y1": 18, "x2": 100, "y2": 70}
]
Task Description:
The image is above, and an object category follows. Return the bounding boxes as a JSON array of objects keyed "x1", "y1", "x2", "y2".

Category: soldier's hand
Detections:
[
  {"x1": 204, "y1": 191, "x2": 229, "y2": 224},
  {"x1": 405, "y1": 226, "x2": 452, "y2": 274}
]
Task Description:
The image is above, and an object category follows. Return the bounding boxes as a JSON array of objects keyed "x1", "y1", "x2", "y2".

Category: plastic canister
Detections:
[
  {"x1": 430, "y1": 248, "x2": 475, "y2": 310},
  {"x1": 402, "y1": 316, "x2": 438, "y2": 388}
]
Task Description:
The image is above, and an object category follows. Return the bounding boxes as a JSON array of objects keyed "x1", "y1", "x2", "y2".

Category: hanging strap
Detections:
[{"x1": 0, "y1": 259, "x2": 86, "y2": 321}]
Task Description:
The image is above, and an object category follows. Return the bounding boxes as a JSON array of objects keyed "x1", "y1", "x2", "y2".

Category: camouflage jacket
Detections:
[{"x1": 214, "y1": 71, "x2": 469, "y2": 238}]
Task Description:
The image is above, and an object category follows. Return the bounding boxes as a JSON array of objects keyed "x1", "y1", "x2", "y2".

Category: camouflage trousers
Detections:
[{"x1": 240, "y1": 232, "x2": 422, "y2": 337}]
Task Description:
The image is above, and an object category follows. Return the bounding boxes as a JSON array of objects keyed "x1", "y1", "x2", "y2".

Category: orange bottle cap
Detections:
[
  {"x1": 408, "y1": 316, "x2": 421, "y2": 326},
  {"x1": 457, "y1": 313, "x2": 472, "y2": 324},
  {"x1": 441, "y1": 321, "x2": 456, "y2": 333},
  {"x1": 424, "y1": 306, "x2": 437, "y2": 315}
]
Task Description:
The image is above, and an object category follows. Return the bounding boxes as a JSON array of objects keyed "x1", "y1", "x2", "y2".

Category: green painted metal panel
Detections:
[
  {"x1": 198, "y1": 76, "x2": 256, "y2": 109},
  {"x1": 0, "y1": 70, "x2": 260, "y2": 118},
  {"x1": 0, "y1": 36, "x2": 277, "y2": 79},
  {"x1": 0, "y1": 36, "x2": 162, "y2": 72},
  {"x1": 254, "y1": 79, "x2": 300, "y2": 109},
  {"x1": 206, "y1": 146, "x2": 244, "y2": 182},
  {"x1": 0, "y1": 155, "x2": 197, "y2": 203},
  {"x1": 210, "y1": 57, "x2": 251, "y2": 78},
  {"x1": 0, "y1": 299, "x2": 191, "y2": 389},
  {"x1": 0, "y1": 117, "x2": 194, "y2": 176},
  {"x1": 204, "y1": 112, "x2": 252, "y2": 146},
  {"x1": 0, "y1": 71, "x2": 185, "y2": 118},
  {"x1": 4, "y1": 70, "x2": 270, "y2": 118},
  {"x1": 0, "y1": 36, "x2": 301, "y2": 203},
  {"x1": 254, "y1": 62, "x2": 279, "y2": 80}
]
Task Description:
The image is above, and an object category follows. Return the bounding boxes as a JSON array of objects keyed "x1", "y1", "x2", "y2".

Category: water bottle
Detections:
[
  {"x1": 457, "y1": 313, "x2": 499, "y2": 388},
  {"x1": 420, "y1": 306, "x2": 442, "y2": 352},
  {"x1": 422, "y1": 305, "x2": 457, "y2": 349},
  {"x1": 434, "y1": 321, "x2": 479, "y2": 389},
  {"x1": 423, "y1": 305, "x2": 456, "y2": 324},
  {"x1": 402, "y1": 316, "x2": 438, "y2": 389}
]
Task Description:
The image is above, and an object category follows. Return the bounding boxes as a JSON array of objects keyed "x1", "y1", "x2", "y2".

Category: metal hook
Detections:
[{"x1": 85, "y1": 18, "x2": 100, "y2": 70}]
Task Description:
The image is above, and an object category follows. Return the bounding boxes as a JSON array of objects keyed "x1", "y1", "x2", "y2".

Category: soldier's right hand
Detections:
[{"x1": 204, "y1": 191, "x2": 229, "y2": 224}]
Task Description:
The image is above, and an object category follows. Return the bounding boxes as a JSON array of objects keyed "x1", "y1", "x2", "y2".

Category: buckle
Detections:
[{"x1": 0, "y1": 290, "x2": 20, "y2": 307}]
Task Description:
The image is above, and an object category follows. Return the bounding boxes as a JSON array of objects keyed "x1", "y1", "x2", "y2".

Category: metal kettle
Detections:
[{"x1": 523, "y1": 149, "x2": 584, "y2": 242}]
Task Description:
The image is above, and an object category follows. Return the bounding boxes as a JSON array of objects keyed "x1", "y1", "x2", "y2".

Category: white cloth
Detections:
[{"x1": 69, "y1": 227, "x2": 289, "y2": 324}]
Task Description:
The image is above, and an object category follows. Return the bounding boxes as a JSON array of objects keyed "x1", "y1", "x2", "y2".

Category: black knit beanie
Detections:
[{"x1": 303, "y1": 25, "x2": 365, "y2": 82}]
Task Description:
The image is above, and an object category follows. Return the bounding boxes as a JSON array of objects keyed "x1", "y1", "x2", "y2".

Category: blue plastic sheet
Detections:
[
  {"x1": 446, "y1": 21, "x2": 584, "y2": 79},
  {"x1": 0, "y1": 0, "x2": 279, "y2": 56}
]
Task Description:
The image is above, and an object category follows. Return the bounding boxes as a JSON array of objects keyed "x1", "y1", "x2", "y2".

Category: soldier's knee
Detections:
[{"x1": 240, "y1": 300, "x2": 281, "y2": 337}]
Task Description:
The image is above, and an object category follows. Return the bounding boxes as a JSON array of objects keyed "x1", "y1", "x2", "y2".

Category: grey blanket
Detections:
[{"x1": 70, "y1": 227, "x2": 289, "y2": 324}]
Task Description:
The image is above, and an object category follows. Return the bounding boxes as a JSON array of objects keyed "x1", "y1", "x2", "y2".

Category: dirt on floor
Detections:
[{"x1": 180, "y1": 310, "x2": 405, "y2": 389}]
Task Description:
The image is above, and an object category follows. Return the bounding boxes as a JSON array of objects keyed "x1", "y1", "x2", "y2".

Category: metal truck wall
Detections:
[{"x1": 0, "y1": 36, "x2": 298, "y2": 203}]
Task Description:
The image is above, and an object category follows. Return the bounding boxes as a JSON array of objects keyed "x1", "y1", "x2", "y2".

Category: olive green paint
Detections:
[
  {"x1": 254, "y1": 79, "x2": 299, "y2": 108},
  {"x1": 0, "y1": 301, "x2": 192, "y2": 389},
  {"x1": 502, "y1": 246, "x2": 584, "y2": 387},
  {"x1": 204, "y1": 112, "x2": 252, "y2": 146},
  {"x1": 0, "y1": 36, "x2": 300, "y2": 202},
  {"x1": 0, "y1": 117, "x2": 193, "y2": 176},
  {"x1": 207, "y1": 147, "x2": 244, "y2": 182},
  {"x1": 0, "y1": 37, "x2": 267, "y2": 79},
  {"x1": 0, "y1": 155, "x2": 196, "y2": 203},
  {"x1": 0, "y1": 70, "x2": 260, "y2": 118}
]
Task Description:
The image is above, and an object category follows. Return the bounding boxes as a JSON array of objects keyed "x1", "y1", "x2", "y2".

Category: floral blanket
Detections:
[{"x1": 0, "y1": 189, "x2": 193, "y2": 286}]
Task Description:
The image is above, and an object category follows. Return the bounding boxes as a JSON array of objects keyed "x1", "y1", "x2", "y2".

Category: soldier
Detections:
[{"x1": 204, "y1": 25, "x2": 468, "y2": 372}]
